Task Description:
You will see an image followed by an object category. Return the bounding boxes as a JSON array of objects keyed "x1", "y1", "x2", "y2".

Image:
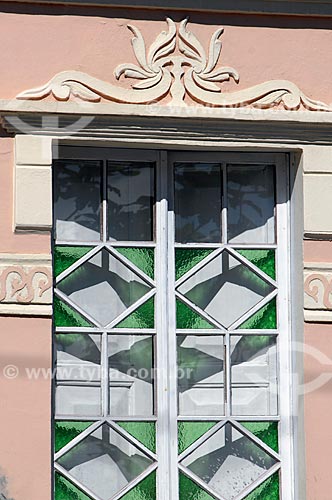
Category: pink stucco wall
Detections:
[
  {"x1": 0, "y1": 317, "x2": 51, "y2": 500},
  {"x1": 0, "y1": 4, "x2": 331, "y2": 500},
  {"x1": 304, "y1": 323, "x2": 332, "y2": 500}
]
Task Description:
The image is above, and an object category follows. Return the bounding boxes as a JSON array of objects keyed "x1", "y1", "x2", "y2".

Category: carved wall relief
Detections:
[
  {"x1": 304, "y1": 264, "x2": 332, "y2": 322},
  {"x1": 0, "y1": 255, "x2": 52, "y2": 316},
  {"x1": 17, "y1": 18, "x2": 331, "y2": 111}
]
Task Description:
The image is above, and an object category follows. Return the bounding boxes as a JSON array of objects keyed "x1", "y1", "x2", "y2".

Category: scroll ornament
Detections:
[
  {"x1": 0, "y1": 266, "x2": 52, "y2": 304},
  {"x1": 16, "y1": 18, "x2": 331, "y2": 111},
  {"x1": 305, "y1": 273, "x2": 332, "y2": 310}
]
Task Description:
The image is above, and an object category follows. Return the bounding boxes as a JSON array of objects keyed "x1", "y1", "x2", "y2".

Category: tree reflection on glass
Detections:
[
  {"x1": 108, "y1": 162, "x2": 155, "y2": 241},
  {"x1": 175, "y1": 163, "x2": 222, "y2": 243},
  {"x1": 227, "y1": 165, "x2": 275, "y2": 244},
  {"x1": 54, "y1": 160, "x2": 102, "y2": 241}
]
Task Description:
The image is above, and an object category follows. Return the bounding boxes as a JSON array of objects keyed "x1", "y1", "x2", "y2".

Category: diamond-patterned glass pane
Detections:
[
  {"x1": 119, "y1": 471, "x2": 156, "y2": 500},
  {"x1": 116, "y1": 247, "x2": 154, "y2": 279},
  {"x1": 116, "y1": 297, "x2": 155, "y2": 329},
  {"x1": 243, "y1": 472, "x2": 279, "y2": 500},
  {"x1": 54, "y1": 296, "x2": 93, "y2": 328},
  {"x1": 57, "y1": 249, "x2": 152, "y2": 326},
  {"x1": 178, "y1": 422, "x2": 217, "y2": 455},
  {"x1": 117, "y1": 422, "x2": 156, "y2": 453},
  {"x1": 177, "y1": 251, "x2": 274, "y2": 328},
  {"x1": 238, "y1": 299, "x2": 277, "y2": 330},
  {"x1": 179, "y1": 473, "x2": 215, "y2": 500},
  {"x1": 237, "y1": 249, "x2": 276, "y2": 280},
  {"x1": 175, "y1": 249, "x2": 214, "y2": 281},
  {"x1": 55, "y1": 473, "x2": 92, "y2": 500},
  {"x1": 55, "y1": 421, "x2": 93, "y2": 453},
  {"x1": 54, "y1": 246, "x2": 94, "y2": 277},
  {"x1": 57, "y1": 423, "x2": 154, "y2": 500},
  {"x1": 241, "y1": 422, "x2": 279, "y2": 453},
  {"x1": 181, "y1": 423, "x2": 277, "y2": 500},
  {"x1": 176, "y1": 299, "x2": 214, "y2": 330}
]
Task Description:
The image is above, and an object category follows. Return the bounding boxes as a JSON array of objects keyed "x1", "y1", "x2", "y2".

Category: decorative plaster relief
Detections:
[
  {"x1": 0, "y1": 254, "x2": 52, "y2": 316},
  {"x1": 16, "y1": 18, "x2": 331, "y2": 111},
  {"x1": 304, "y1": 263, "x2": 332, "y2": 322}
]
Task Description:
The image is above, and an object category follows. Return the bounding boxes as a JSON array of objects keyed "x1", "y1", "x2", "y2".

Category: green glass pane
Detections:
[
  {"x1": 179, "y1": 473, "x2": 215, "y2": 500},
  {"x1": 55, "y1": 473, "x2": 93, "y2": 500},
  {"x1": 231, "y1": 336, "x2": 276, "y2": 367},
  {"x1": 241, "y1": 421, "x2": 279, "y2": 453},
  {"x1": 178, "y1": 422, "x2": 217, "y2": 454},
  {"x1": 243, "y1": 472, "x2": 279, "y2": 500},
  {"x1": 118, "y1": 422, "x2": 156, "y2": 453},
  {"x1": 54, "y1": 296, "x2": 93, "y2": 327},
  {"x1": 54, "y1": 246, "x2": 93, "y2": 277},
  {"x1": 116, "y1": 297, "x2": 154, "y2": 328},
  {"x1": 119, "y1": 471, "x2": 156, "y2": 500},
  {"x1": 238, "y1": 298, "x2": 277, "y2": 329},
  {"x1": 237, "y1": 249, "x2": 276, "y2": 280},
  {"x1": 176, "y1": 300, "x2": 214, "y2": 329},
  {"x1": 116, "y1": 247, "x2": 154, "y2": 279},
  {"x1": 175, "y1": 249, "x2": 214, "y2": 281},
  {"x1": 55, "y1": 421, "x2": 93, "y2": 453}
]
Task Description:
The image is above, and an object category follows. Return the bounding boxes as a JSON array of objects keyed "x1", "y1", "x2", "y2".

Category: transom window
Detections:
[{"x1": 52, "y1": 147, "x2": 292, "y2": 500}]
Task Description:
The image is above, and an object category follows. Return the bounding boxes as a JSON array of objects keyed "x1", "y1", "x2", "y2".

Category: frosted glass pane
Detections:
[
  {"x1": 108, "y1": 162, "x2": 155, "y2": 241},
  {"x1": 56, "y1": 385, "x2": 101, "y2": 416},
  {"x1": 175, "y1": 163, "x2": 222, "y2": 243},
  {"x1": 231, "y1": 336, "x2": 278, "y2": 416},
  {"x1": 56, "y1": 334, "x2": 101, "y2": 382},
  {"x1": 178, "y1": 336, "x2": 224, "y2": 416},
  {"x1": 177, "y1": 251, "x2": 274, "y2": 328},
  {"x1": 181, "y1": 423, "x2": 277, "y2": 500},
  {"x1": 58, "y1": 423, "x2": 153, "y2": 500},
  {"x1": 54, "y1": 160, "x2": 101, "y2": 241},
  {"x1": 108, "y1": 335, "x2": 154, "y2": 416},
  {"x1": 227, "y1": 165, "x2": 275, "y2": 244},
  {"x1": 58, "y1": 249, "x2": 151, "y2": 326}
]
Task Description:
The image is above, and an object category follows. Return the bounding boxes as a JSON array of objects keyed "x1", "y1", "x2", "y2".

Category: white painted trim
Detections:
[
  {"x1": 304, "y1": 310, "x2": 332, "y2": 322},
  {"x1": 3, "y1": 100, "x2": 332, "y2": 122},
  {"x1": 0, "y1": 303, "x2": 52, "y2": 315}
]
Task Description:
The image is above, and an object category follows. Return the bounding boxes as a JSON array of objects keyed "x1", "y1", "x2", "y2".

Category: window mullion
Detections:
[
  {"x1": 166, "y1": 151, "x2": 180, "y2": 500},
  {"x1": 155, "y1": 150, "x2": 173, "y2": 500},
  {"x1": 102, "y1": 159, "x2": 107, "y2": 242}
]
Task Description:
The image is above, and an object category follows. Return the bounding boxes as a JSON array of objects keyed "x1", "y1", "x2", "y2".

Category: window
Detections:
[{"x1": 53, "y1": 147, "x2": 291, "y2": 500}]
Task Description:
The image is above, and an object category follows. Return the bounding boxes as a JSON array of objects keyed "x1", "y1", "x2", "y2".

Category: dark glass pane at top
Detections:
[
  {"x1": 107, "y1": 162, "x2": 155, "y2": 241},
  {"x1": 227, "y1": 165, "x2": 275, "y2": 244},
  {"x1": 175, "y1": 163, "x2": 222, "y2": 243},
  {"x1": 54, "y1": 160, "x2": 102, "y2": 241}
]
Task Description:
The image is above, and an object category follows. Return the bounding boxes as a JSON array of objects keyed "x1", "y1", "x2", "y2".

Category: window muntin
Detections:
[{"x1": 53, "y1": 148, "x2": 290, "y2": 500}]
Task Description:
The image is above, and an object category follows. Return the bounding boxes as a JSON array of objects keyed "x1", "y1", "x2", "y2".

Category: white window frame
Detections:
[{"x1": 52, "y1": 145, "x2": 294, "y2": 500}]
